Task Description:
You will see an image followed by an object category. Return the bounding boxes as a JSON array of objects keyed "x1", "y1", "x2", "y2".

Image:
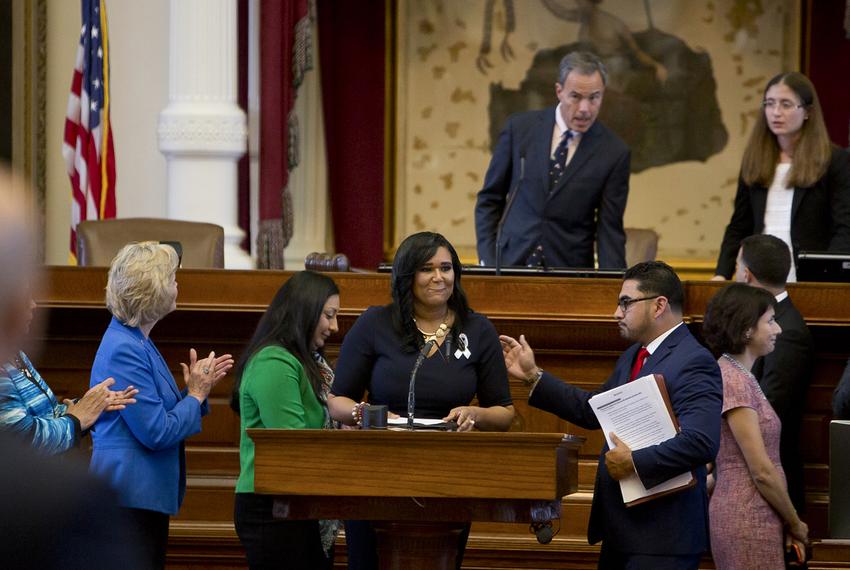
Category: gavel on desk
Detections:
[{"x1": 304, "y1": 252, "x2": 351, "y2": 272}]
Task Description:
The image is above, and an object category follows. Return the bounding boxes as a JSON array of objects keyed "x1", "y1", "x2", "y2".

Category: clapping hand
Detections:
[
  {"x1": 105, "y1": 383, "x2": 139, "y2": 411},
  {"x1": 181, "y1": 348, "x2": 234, "y2": 403},
  {"x1": 64, "y1": 377, "x2": 137, "y2": 430}
]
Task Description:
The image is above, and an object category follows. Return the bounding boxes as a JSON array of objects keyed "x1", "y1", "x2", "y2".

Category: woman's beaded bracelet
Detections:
[{"x1": 351, "y1": 402, "x2": 368, "y2": 427}]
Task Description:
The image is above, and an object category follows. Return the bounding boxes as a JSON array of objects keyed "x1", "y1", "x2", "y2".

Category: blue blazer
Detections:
[
  {"x1": 89, "y1": 317, "x2": 208, "y2": 515},
  {"x1": 529, "y1": 324, "x2": 722, "y2": 556},
  {"x1": 475, "y1": 107, "x2": 630, "y2": 269}
]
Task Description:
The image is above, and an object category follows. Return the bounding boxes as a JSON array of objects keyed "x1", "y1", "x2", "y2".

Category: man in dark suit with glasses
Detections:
[{"x1": 500, "y1": 261, "x2": 722, "y2": 569}]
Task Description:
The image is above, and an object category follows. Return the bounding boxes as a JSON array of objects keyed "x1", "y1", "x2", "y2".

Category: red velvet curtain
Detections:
[
  {"x1": 317, "y1": 0, "x2": 386, "y2": 269},
  {"x1": 255, "y1": 0, "x2": 311, "y2": 268},
  {"x1": 805, "y1": 0, "x2": 850, "y2": 146},
  {"x1": 237, "y1": 0, "x2": 250, "y2": 252}
]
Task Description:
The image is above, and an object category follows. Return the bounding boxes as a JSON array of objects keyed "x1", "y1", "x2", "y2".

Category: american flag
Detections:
[{"x1": 62, "y1": 0, "x2": 116, "y2": 263}]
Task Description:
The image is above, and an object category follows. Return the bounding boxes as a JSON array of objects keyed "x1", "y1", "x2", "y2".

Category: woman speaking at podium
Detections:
[{"x1": 328, "y1": 231, "x2": 515, "y2": 570}]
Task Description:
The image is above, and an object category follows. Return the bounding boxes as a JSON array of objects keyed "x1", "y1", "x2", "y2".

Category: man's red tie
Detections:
[{"x1": 629, "y1": 347, "x2": 650, "y2": 381}]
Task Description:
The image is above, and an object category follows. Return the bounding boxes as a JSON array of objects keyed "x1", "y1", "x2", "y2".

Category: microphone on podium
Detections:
[
  {"x1": 495, "y1": 153, "x2": 526, "y2": 276},
  {"x1": 407, "y1": 339, "x2": 436, "y2": 429}
]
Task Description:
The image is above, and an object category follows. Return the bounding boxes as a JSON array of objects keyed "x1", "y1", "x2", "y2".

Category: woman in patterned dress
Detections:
[{"x1": 703, "y1": 283, "x2": 809, "y2": 569}]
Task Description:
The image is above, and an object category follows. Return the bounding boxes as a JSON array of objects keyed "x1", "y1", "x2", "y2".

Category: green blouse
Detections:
[{"x1": 235, "y1": 345, "x2": 326, "y2": 493}]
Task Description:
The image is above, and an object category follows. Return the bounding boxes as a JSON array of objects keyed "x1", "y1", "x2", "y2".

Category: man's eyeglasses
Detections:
[
  {"x1": 617, "y1": 295, "x2": 661, "y2": 312},
  {"x1": 761, "y1": 99, "x2": 805, "y2": 112}
]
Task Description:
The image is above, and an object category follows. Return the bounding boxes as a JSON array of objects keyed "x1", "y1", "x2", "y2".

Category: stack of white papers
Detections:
[
  {"x1": 387, "y1": 417, "x2": 446, "y2": 427},
  {"x1": 588, "y1": 374, "x2": 694, "y2": 505}
]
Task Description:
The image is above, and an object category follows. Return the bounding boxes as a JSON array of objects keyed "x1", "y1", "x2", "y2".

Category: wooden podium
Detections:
[{"x1": 249, "y1": 429, "x2": 584, "y2": 569}]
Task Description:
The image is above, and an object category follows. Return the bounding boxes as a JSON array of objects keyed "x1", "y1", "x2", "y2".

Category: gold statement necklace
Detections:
[{"x1": 414, "y1": 313, "x2": 449, "y2": 344}]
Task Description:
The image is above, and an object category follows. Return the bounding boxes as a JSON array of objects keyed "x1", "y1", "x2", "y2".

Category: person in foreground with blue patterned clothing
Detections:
[
  {"x1": 0, "y1": 296, "x2": 138, "y2": 454},
  {"x1": 89, "y1": 241, "x2": 234, "y2": 570},
  {"x1": 0, "y1": 164, "x2": 145, "y2": 569}
]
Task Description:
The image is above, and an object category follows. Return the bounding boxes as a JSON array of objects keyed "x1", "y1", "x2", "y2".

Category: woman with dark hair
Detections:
[
  {"x1": 703, "y1": 283, "x2": 808, "y2": 568},
  {"x1": 232, "y1": 271, "x2": 340, "y2": 570},
  {"x1": 714, "y1": 71, "x2": 850, "y2": 282},
  {"x1": 328, "y1": 231, "x2": 514, "y2": 569}
]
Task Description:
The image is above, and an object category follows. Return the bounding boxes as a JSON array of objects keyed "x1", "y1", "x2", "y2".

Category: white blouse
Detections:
[{"x1": 762, "y1": 163, "x2": 796, "y2": 282}]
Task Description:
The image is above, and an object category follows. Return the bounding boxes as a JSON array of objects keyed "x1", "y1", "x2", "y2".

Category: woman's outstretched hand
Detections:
[{"x1": 499, "y1": 334, "x2": 539, "y2": 382}]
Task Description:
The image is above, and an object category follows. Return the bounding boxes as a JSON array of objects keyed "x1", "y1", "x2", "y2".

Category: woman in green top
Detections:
[{"x1": 231, "y1": 271, "x2": 340, "y2": 570}]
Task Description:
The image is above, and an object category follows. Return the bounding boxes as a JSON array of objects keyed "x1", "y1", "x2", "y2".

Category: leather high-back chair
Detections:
[
  {"x1": 624, "y1": 228, "x2": 659, "y2": 267},
  {"x1": 76, "y1": 218, "x2": 225, "y2": 268}
]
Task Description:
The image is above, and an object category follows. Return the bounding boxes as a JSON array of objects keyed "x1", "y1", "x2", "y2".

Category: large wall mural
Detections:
[
  {"x1": 485, "y1": 1, "x2": 729, "y2": 173},
  {"x1": 394, "y1": 0, "x2": 798, "y2": 264}
]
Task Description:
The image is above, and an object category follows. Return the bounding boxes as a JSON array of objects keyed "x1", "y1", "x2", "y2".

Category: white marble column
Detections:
[{"x1": 158, "y1": 0, "x2": 251, "y2": 269}]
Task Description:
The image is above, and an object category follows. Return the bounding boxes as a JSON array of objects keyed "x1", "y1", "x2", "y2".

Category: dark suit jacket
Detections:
[
  {"x1": 475, "y1": 107, "x2": 630, "y2": 269},
  {"x1": 751, "y1": 295, "x2": 813, "y2": 512},
  {"x1": 529, "y1": 324, "x2": 722, "y2": 555},
  {"x1": 715, "y1": 146, "x2": 850, "y2": 278}
]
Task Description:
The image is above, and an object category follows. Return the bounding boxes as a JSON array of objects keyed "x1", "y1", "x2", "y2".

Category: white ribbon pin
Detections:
[{"x1": 454, "y1": 333, "x2": 472, "y2": 359}]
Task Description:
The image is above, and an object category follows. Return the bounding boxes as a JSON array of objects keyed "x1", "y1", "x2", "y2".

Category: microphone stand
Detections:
[
  {"x1": 494, "y1": 154, "x2": 525, "y2": 276},
  {"x1": 407, "y1": 340, "x2": 435, "y2": 430}
]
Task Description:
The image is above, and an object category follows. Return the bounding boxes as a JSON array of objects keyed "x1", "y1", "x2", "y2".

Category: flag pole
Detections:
[{"x1": 98, "y1": 0, "x2": 111, "y2": 219}]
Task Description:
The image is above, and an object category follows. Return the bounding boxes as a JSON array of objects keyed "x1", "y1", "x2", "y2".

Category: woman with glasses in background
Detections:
[{"x1": 713, "y1": 72, "x2": 850, "y2": 282}]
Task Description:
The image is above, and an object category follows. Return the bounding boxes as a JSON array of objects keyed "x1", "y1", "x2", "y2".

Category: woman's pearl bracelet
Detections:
[{"x1": 351, "y1": 402, "x2": 367, "y2": 427}]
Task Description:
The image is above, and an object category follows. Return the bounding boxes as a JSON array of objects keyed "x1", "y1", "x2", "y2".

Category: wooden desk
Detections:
[
  {"x1": 32, "y1": 267, "x2": 850, "y2": 568},
  {"x1": 250, "y1": 430, "x2": 583, "y2": 569}
]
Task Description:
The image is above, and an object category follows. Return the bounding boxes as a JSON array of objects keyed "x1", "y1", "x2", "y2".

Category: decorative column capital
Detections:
[{"x1": 158, "y1": 104, "x2": 247, "y2": 157}]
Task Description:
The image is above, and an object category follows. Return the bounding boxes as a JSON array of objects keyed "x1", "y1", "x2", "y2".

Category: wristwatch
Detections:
[{"x1": 522, "y1": 367, "x2": 544, "y2": 387}]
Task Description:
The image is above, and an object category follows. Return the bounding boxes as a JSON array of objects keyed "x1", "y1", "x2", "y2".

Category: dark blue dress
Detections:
[{"x1": 331, "y1": 306, "x2": 513, "y2": 417}]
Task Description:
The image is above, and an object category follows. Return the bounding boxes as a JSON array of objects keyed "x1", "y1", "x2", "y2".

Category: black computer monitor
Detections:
[
  {"x1": 830, "y1": 420, "x2": 850, "y2": 537},
  {"x1": 796, "y1": 251, "x2": 850, "y2": 282}
]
